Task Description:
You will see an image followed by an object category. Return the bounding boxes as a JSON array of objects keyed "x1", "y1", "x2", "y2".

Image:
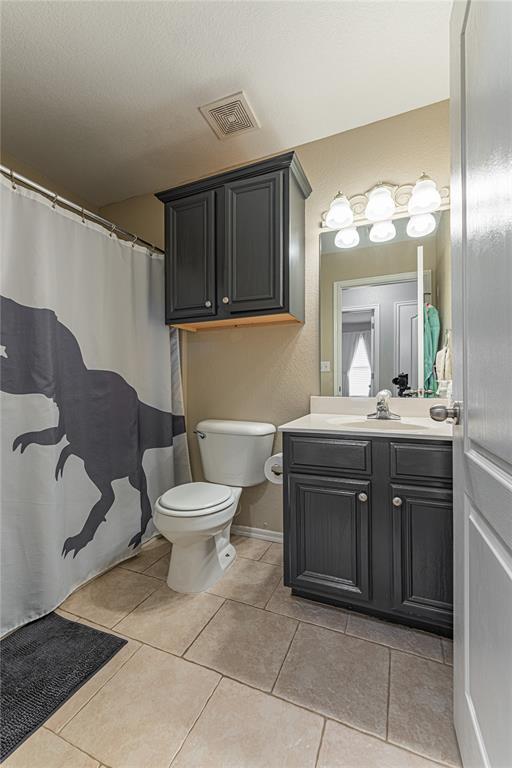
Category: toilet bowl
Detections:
[
  {"x1": 154, "y1": 419, "x2": 276, "y2": 593},
  {"x1": 154, "y1": 482, "x2": 242, "y2": 593}
]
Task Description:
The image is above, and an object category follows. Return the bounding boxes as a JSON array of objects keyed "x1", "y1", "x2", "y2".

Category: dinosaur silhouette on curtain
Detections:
[{"x1": 0, "y1": 295, "x2": 186, "y2": 557}]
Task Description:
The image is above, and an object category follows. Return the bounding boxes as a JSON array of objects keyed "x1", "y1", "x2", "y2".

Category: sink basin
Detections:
[{"x1": 326, "y1": 418, "x2": 428, "y2": 431}]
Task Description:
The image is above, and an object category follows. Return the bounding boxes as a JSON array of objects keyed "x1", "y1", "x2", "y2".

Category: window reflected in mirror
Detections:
[{"x1": 319, "y1": 211, "x2": 451, "y2": 398}]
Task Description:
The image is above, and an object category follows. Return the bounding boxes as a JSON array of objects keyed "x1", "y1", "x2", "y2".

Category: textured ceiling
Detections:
[{"x1": 0, "y1": 1, "x2": 451, "y2": 206}]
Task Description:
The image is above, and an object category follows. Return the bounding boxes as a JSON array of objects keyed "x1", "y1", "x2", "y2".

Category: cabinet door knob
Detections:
[
  {"x1": 358, "y1": 492, "x2": 368, "y2": 502},
  {"x1": 205, "y1": 300, "x2": 212, "y2": 308},
  {"x1": 392, "y1": 496, "x2": 403, "y2": 507},
  {"x1": 222, "y1": 296, "x2": 230, "y2": 304}
]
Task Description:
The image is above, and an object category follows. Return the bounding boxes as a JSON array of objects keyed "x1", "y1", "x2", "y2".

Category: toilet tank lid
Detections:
[{"x1": 197, "y1": 419, "x2": 276, "y2": 436}]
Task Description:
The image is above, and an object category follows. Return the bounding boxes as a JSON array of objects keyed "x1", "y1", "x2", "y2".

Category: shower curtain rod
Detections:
[{"x1": 0, "y1": 165, "x2": 164, "y2": 255}]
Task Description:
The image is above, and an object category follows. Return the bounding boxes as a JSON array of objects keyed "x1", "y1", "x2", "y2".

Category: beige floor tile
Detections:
[
  {"x1": 388, "y1": 651, "x2": 461, "y2": 767},
  {"x1": 185, "y1": 600, "x2": 297, "y2": 691},
  {"x1": 61, "y1": 645, "x2": 219, "y2": 768},
  {"x1": 115, "y1": 584, "x2": 224, "y2": 655},
  {"x1": 60, "y1": 567, "x2": 160, "y2": 628},
  {"x1": 172, "y1": 678, "x2": 323, "y2": 768},
  {"x1": 346, "y1": 613, "x2": 444, "y2": 661},
  {"x1": 231, "y1": 534, "x2": 271, "y2": 560},
  {"x1": 208, "y1": 557, "x2": 281, "y2": 608},
  {"x1": 266, "y1": 582, "x2": 348, "y2": 632},
  {"x1": 442, "y1": 639, "x2": 454, "y2": 666},
  {"x1": 144, "y1": 551, "x2": 171, "y2": 580},
  {"x1": 46, "y1": 613, "x2": 141, "y2": 732},
  {"x1": 4, "y1": 728, "x2": 99, "y2": 768},
  {"x1": 120, "y1": 536, "x2": 170, "y2": 573},
  {"x1": 274, "y1": 623, "x2": 389, "y2": 737},
  {"x1": 317, "y1": 720, "x2": 441, "y2": 768},
  {"x1": 261, "y1": 542, "x2": 284, "y2": 565}
]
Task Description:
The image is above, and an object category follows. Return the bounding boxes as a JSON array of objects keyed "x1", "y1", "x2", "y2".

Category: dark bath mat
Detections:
[{"x1": 0, "y1": 611, "x2": 127, "y2": 761}]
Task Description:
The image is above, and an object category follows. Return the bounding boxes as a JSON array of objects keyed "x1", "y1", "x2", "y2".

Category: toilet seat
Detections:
[{"x1": 158, "y1": 482, "x2": 234, "y2": 517}]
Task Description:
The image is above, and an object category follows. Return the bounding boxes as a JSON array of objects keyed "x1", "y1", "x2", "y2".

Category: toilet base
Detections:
[{"x1": 166, "y1": 524, "x2": 236, "y2": 593}]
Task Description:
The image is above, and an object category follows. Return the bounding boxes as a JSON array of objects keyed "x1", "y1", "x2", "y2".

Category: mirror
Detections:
[{"x1": 320, "y1": 210, "x2": 451, "y2": 398}]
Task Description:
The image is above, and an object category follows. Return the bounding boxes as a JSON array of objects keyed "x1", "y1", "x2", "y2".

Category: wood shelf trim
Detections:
[{"x1": 169, "y1": 312, "x2": 302, "y2": 332}]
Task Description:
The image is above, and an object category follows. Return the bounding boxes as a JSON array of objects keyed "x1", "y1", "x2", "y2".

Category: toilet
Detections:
[{"x1": 153, "y1": 419, "x2": 276, "y2": 593}]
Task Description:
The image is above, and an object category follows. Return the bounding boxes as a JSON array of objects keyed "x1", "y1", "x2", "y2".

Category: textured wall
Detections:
[
  {"x1": 0, "y1": 151, "x2": 99, "y2": 213},
  {"x1": 101, "y1": 100, "x2": 450, "y2": 532}
]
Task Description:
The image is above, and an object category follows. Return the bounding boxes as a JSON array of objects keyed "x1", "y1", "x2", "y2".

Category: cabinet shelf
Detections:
[{"x1": 170, "y1": 312, "x2": 302, "y2": 332}]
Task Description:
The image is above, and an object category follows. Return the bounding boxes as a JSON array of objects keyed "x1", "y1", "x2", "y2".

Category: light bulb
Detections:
[
  {"x1": 365, "y1": 186, "x2": 396, "y2": 222},
  {"x1": 407, "y1": 213, "x2": 436, "y2": 238},
  {"x1": 369, "y1": 220, "x2": 396, "y2": 243},
  {"x1": 325, "y1": 192, "x2": 354, "y2": 229},
  {"x1": 408, "y1": 174, "x2": 442, "y2": 215},
  {"x1": 334, "y1": 226, "x2": 360, "y2": 249}
]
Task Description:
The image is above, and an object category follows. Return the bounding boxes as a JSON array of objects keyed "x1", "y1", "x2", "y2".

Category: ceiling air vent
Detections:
[{"x1": 199, "y1": 91, "x2": 260, "y2": 140}]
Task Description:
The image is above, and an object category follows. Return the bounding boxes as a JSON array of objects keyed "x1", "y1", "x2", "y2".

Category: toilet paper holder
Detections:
[{"x1": 271, "y1": 463, "x2": 283, "y2": 476}]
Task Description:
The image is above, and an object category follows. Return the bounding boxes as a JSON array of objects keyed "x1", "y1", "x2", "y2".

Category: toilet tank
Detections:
[{"x1": 196, "y1": 419, "x2": 276, "y2": 487}]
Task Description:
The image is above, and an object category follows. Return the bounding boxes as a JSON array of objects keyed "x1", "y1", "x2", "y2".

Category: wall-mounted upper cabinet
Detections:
[{"x1": 156, "y1": 152, "x2": 312, "y2": 330}]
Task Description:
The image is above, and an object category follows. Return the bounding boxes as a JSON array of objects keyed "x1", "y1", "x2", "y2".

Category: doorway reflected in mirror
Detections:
[{"x1": 320, "y1": 211, "x2": 451, "y2": 398}]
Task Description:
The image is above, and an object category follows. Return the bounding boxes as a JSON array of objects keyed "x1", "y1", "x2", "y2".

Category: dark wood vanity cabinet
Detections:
[
  {"x1": 283, "y1": 433, "x2": 453, "y2": 635},
  {"x1": 156, "y1": 153, "x2": 311, "y2": 329}
]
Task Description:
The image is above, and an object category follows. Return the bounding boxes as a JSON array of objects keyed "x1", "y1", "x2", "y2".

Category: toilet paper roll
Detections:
[{"x1": 264, "y1": 453, "x2": 283, "y2": 485}]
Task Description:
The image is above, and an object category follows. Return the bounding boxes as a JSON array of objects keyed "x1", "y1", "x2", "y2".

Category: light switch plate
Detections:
[{"x1": 320, "y1": 361, "x2": 331, "y2": 372}]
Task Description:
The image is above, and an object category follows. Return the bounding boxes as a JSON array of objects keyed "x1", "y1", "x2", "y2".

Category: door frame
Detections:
[{"x1": 335, "y1": 303, "x2": 379, "y2": 397}]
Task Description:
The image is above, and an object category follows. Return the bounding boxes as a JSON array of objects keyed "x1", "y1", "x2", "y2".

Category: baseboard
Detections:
[{"x1": 231, "y1": 524, "x2": 283, "y2": 544}]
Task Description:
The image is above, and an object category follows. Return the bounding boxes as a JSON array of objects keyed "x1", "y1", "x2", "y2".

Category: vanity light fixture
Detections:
[
  {"x1": 369, "y1": 219, "x2": 396, "y2": 243},
  {"x1": 407, "y1": 212, "x2": 436, "y2": 238},
  {"x1": 408, "y1": 173, "x2": 442, "y2": 215},
  {"x1": 322, "y1": 174, "x2": 448, "y2": 246},
  {"x1": 325, "y1": 192, "x2": 354, "y2": 229},
  {"x1": 365, "y1": 185, "x2": 396, "y2": 222},
  {"x1": 334, "y1": 226, "x2": 360, "y2": 249}
]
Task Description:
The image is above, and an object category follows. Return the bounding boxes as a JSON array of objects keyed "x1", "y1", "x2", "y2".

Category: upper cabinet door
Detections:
[
  {"x1": 165, "y1": 191, "x2": 216, "y2": 322},
  {"x1": 220, "y1": 170, "x2": 284, "y2": 315}
]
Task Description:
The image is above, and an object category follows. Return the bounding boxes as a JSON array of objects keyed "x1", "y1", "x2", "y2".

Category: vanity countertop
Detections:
[{"x1": 278, "y1": 412, "x2": 453, "y2": 440}]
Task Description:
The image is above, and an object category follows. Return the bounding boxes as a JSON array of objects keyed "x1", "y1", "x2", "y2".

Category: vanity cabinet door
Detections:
[
  {"x1": 286, "y1": 473, "x2": 371, "y2": 603},
  {"x1": 165, "y1": 190, "x2": 217, "y2": 322},
  {"x1": 391, "y1": 484, "x2": 453, "y2": 630},
  {"x1": 219, "y1": 171, "x2": 284, "y2": 315}
]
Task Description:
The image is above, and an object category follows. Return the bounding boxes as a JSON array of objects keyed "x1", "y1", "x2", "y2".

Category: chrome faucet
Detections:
[{"x1": 367, "y1": 389, "x2": 400, "y2": 420}]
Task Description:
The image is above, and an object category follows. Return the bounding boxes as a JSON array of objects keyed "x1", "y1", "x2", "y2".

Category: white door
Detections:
[{"x1": 450, "y1": 3, "x2": 512, "y2": 766}]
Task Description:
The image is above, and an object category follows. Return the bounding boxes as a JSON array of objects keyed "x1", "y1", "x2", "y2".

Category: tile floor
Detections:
[{"x1": 6, "y1": 535, "x2": 460, "y2": 768}]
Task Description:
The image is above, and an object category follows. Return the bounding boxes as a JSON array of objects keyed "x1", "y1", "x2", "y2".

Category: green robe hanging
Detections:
[{"x1": 424, "y1": 304, "x2": 440, "y2": 396}]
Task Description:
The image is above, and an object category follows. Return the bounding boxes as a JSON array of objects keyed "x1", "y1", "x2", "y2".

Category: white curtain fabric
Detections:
[
  {"x1": 341, "y1": 331, "x2": 361, "y2": 395},
  {"x1": 0, "y1": 177, "x2": 191, "y2": 636},
  {"x1": 360, "y1": 330, "x2": 372, "y2": 367}
]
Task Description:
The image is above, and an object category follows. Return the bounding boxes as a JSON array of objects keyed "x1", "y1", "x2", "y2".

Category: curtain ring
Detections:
[
  {"x1": 131, "y1": 234, "x2": 138, "y2": 248},
  {"x1": 51, "y1": 194, "x2": 58, "y2": 209},
  {"x1": 81, "y1": 208, "x2": 85, "y2": 223},
  {"x1": 109, "y1": 224, "x2": 116, "y2": 238},
  {"x1": 10, "y1": 170, "x2": 16, "y2": 190}
]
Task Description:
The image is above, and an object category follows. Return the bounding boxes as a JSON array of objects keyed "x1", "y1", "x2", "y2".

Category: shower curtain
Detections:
[{"x1": 0, "y1": 176, "x2": 191, "y2": 636}]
